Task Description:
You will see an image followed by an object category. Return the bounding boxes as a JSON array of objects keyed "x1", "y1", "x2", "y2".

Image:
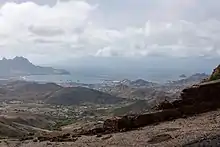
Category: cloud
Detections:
[
  {"x1": 28, "y1": 25, "x2": 64, "y2": 36},
  {"x1": 89, "y1": 19, "x2": 220, "y2": 58},
  {"x1": 0, "y1": 0, "x2": 220, "y2": 64},
  {"x1": 0, "y1": 0, "x2": 95, "y2": 57},
  {"x1": 33, "y1": 38, "x2": 61, "y2": 44}
]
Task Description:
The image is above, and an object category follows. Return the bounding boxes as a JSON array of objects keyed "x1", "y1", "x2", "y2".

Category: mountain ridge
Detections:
[{"x1": 0, "y1": 56, "x2": 70, "y2": 76}]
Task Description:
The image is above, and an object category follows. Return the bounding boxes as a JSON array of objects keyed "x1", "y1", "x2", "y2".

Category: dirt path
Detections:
[{"x1": 12, "y1": 122, "x2": 52, "y2": 133}]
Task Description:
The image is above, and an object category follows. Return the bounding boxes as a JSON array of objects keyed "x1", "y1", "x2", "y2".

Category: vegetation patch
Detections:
[
  {"x1": 50, "y1": 118, "x2": 76, "y2": 130},
  {"x1": 112, "y1": 100, "x2": 150, "y2": 116}
]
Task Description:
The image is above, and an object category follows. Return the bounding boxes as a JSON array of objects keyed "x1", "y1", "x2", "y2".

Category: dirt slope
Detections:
[{"x1": 1, "y1": 109, "x2": 220, "y2": 147}]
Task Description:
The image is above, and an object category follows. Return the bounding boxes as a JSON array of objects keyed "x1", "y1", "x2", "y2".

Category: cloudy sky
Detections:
[{"x1": 0, "y1": 0, "x2": 220, "y2": 65}]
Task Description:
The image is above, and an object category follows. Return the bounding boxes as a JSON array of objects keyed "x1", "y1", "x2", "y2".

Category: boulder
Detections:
[
  {"x1": 155, "y1": 100, "x2": 174, "y2": 110},
  {"x1": 103, "y1": 117, "x2": 121, "y2": 132}
]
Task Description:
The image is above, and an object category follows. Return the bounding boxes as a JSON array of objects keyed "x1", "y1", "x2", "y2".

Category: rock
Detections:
[
  {"x1": 103, "y1": 117, "x2": 121, "y2": 132},
  {"x1": 39, "y1": 135, "x2": 78, "y2": 142},
  {"x1": 181, "y1": 79, "x2": 220, "y2": 102},
  {"x1": 155, "y1": 100, "x2": 174, "y2": 110},
  {"x1": 96, "y1": 134, "x2": 102, "y2": 138},
  {"x1": 28, "y1": 132, "x2": 35, "y2": 136},
  {"x1": 180, "y1": 74, "x2": 187, "y2": 78},
  {"x1": 46, "y1": 142, "x2": 52, "y2": 145},
  {"x1": 38, "y1": 136, "x2": 50, "y2": 142},
  {"x1": 19, "y1": 136, "x2": 34, "y2": 141},
  {"x1": 183, "y1": 135, "x2": 220, "y2": 147},
  {"x1": 61, "y1": 133, "x2": 71, "y2": 138},
  {"x1": 102, "y1": 135, "x2": 113, "y2": 140},
  {"x1": 103, "y1": 109, "x2": 182, "y2": 132},
  {"x1": 148, "y1": 134, "x2": 173, "y2": 144},
  {"x1": 81, "y1": 127, "x2": 105, "y2": 136}
]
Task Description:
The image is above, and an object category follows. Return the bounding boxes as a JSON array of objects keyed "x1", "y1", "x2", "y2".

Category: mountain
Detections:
[
  {"x1": 0, "y1": 56, "x2": 70, "y2": 76},
  {"x1": 167, "y1": 73, "x2": 209, "y2": 86},
  {"x1": 45, "y1": 87, "x2": 124, "y2": 105},
  {"x1": 0, "y1": 80, "x2": 126, "y2": 105},
  {"x1": 179, "y1": 74, "x2": 187, "y2": 78},
  {"x1": 130, "y1": 79, "x2": 158, "y2": 88}
]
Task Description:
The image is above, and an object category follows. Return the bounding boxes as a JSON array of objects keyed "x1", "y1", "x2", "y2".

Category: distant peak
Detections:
[
  {"x1": 2, "y1": 57, "x2": 7, "y2": 61},
  {"x1": 13, "y1": 56, "x2": 28, "y2": 60},
  {"x1": 12, "y1": 56, "x2": 31, "y2": 63}
]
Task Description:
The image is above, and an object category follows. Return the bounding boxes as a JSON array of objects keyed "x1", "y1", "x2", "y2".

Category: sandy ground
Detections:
[{"x1": 1, "y1": 109, "x2": 220, "y2": 147}]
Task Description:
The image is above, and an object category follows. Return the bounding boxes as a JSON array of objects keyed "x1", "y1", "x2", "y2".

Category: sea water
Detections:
[{"x1": 23, "y1": 68, "x2": 199, "y2": 84}]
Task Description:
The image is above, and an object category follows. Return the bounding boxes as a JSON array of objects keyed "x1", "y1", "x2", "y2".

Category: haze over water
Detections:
[{"x1": 24, "y1": 68, "x2": 208, "y2": 84}]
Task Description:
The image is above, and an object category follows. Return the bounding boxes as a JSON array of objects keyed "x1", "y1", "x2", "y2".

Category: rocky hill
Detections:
[
  {"x1": 130, "y1": 79, "x2": 158, "y2": 88},
  {"x1": 166, "y1": 73, "x2": 209, "y2": 86},
  {"x1": 112, "y1": 100, "x2": 150, "y2": 116},
  {"x1": 45, "y1": 87, "x2": 124, "y2": 105},
  {"x1": 0, "y1": 80, "x2": 126, "y2": 105},
  {"x1": 0, "y1": 113, "x2": 54, "y2": 138},
  {"x1": 0, "y1": 81, "x2": 62, "y2": 101},
  {"x1": 101, "y1": 84, "x2": 171, "y2": 101},
  {"x1": 0, "y1": 57, "x2": 70, "y2": 76}
]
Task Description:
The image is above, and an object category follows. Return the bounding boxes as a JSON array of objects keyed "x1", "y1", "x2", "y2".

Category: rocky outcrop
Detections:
[
  {"x1": 209, "y1": 64, "x2": 220, "y2": 81},
  {"x1": 158, "y1": 79, "x2": 220, "y2": 110},
  {"x1": 103, "y1": 109, "x2": 182, "y2": 133},
  {"x1": 202, "y1": 64, "x2": 220, "y2": 82},
  {"x1": 36, "y1": 133, "x2": 78, "y2": 142},
  {"x1": 181, "y1": 79, "x2": 220, "y2": 102},
  {"x1": 183, "y1": 134, "x2": 220, "y2": 147}
]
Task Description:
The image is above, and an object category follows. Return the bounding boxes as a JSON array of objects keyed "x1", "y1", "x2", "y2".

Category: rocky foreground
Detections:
[{"x1": 1, "y1": 109, "x2": 220, "y2": 147}]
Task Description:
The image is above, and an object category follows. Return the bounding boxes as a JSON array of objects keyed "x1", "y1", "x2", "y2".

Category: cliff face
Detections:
[
  {"x1": 157, "y1": 79, "x2": 220, "y2": 111},
  {"x1": 181, "y1": 79, "x2": 220, "y2": 103}
]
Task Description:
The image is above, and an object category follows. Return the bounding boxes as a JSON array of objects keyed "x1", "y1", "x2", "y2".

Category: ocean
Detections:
[{"x1": 22, "y1": 68, "x2": 201, "y2": 84}]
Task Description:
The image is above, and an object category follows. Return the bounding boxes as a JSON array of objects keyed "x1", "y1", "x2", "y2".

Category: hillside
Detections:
[
  {"x1": 0, "y1": 112, "x2": 54, "y2": 138},
  {"x1": 0, "y1": 81, "x2": 62, "y2": 101},
  {"x1": 1, "y1": 109, "x2": 220, "y2": 146},
  {"x1": 0, "y1": 57, "x2": 70, "y2": 76},
  {"x1": 0, "y1": 80, "x2": 126, "y2": 105},
  {"x1": 169, "y1": 73, "x2": 209, "y2": 85},
  {"x1": 45, "y1": 87, "x2": 125, "y2": 105},
  {"x1": 112, "y1": 100, "x2": 150, "y2": 116}
]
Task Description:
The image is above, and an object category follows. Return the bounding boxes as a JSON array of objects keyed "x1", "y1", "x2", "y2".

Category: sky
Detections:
[{"x1": 0, "y1": 0, "x2": 220, "y2": 67}]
